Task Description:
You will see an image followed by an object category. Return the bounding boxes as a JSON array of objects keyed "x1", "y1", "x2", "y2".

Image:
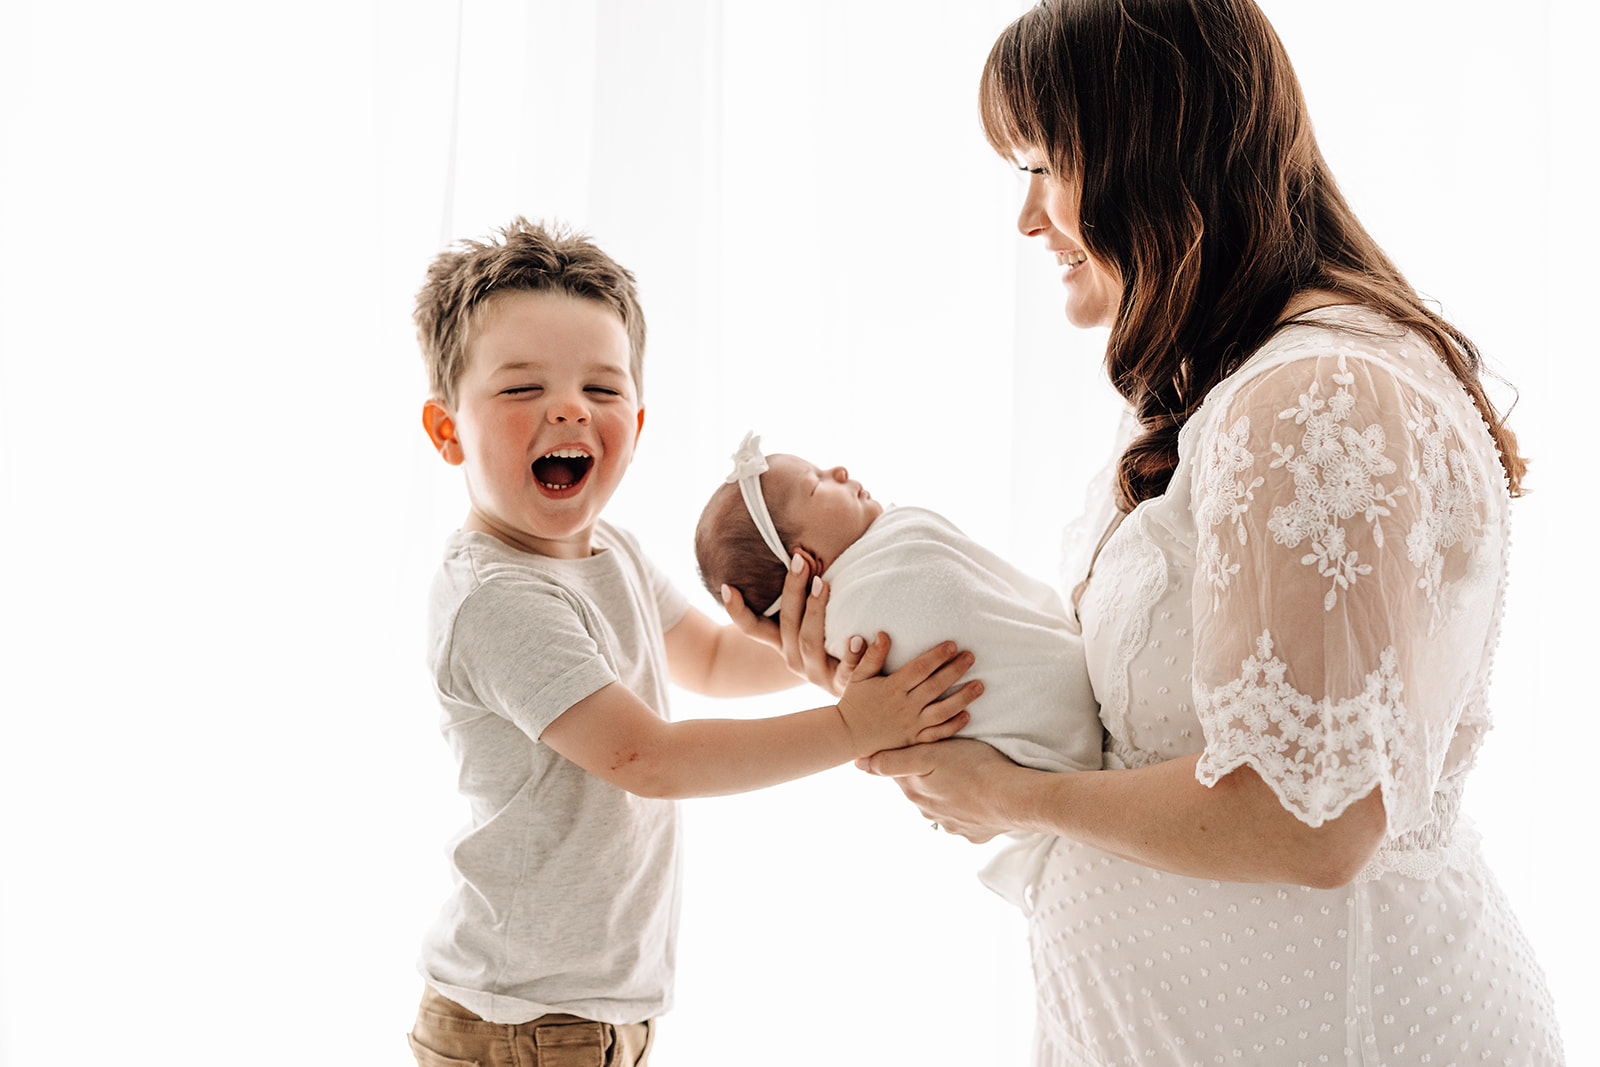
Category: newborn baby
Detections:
[{"x1": 695, "y1": 433, "x2": 1102, "y2": 777}]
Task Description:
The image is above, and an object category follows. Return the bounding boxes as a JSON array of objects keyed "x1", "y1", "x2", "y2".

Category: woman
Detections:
[{"x1": 728, "y1": 1, "x2": 1565, "y2": 1063}]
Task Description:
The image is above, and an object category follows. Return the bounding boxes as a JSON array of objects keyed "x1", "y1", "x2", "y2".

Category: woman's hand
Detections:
[
  {"x1": 720, "y1": 550, "x2": 864, "y2": 696},
  {"x1": 857, "y1": 738, "x2": 1032, "y2": 843}
]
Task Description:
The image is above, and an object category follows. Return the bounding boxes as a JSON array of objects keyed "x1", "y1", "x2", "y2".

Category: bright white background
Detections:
[{"x1": 1, "y1": 2, "x2": 1595, "y2": 1064}]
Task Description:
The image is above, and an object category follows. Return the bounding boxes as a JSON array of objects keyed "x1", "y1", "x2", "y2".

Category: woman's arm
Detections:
[{"x1": 862, "y1": 741, "x2": 1386, "y2": 889}]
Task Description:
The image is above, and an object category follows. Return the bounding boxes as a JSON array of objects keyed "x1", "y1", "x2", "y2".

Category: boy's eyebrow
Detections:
[{"x1": 486, "y1": 359, "x2": 629, "y2": 376}]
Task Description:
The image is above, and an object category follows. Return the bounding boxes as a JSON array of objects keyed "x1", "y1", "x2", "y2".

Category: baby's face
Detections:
[{"x1": 764, "y1": 453, "x2": 884, "y2": 569}]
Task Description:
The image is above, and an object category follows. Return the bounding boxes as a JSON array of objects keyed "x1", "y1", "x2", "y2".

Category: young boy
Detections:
[{"x1": 407, "y1": 219, "x2": 980, "y2": 1067}]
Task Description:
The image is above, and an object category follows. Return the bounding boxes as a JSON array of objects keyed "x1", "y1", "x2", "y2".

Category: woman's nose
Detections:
[{"x1": 1017, "y1": 173, "x2": 1048, "y2": 237}]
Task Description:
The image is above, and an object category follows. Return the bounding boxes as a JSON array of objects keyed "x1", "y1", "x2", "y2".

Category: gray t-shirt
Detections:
[{"x1": 418, "y1": 522, "x2": 689, "y2": 1025}]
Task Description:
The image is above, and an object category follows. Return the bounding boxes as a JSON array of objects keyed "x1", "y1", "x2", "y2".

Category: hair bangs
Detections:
[{"x1": 979, "y1": 9, "x2": 1080, "y2": 176}]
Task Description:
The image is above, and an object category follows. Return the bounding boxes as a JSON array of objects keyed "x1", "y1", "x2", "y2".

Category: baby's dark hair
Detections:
[{"x1": 695, "y1": 478, "x2": 793, "y2": 618}]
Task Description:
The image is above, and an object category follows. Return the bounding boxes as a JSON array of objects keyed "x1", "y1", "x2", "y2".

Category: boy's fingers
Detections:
[
  {"x1": 915, "y1": 652, "x2": 977, "y2": 702},
  {"x1": 889, "y1": 640, "x2": 963, "y2": 693},
  {"x1": 915, "y1": 707, "x2": 971, "y2": 745}
]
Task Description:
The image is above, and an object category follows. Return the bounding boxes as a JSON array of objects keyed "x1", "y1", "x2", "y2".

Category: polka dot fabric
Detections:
[{"x1": 1026, "y1": 842, "x2": 1561, "y2": 1065}]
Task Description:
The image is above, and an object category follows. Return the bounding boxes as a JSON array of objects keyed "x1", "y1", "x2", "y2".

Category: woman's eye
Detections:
[{"x1": 1021, "y1": 164, "x2": 1048, "y2": 176}]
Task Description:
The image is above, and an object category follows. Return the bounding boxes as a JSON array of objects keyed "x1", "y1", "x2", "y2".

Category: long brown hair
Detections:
[{"x1": 980, "y1": 0, "x2": 1525, "y2": 509}]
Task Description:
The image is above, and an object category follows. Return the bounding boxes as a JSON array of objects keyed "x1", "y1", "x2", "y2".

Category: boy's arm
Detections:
[
  {"x1": 664, "y1": 606, "x2": 828, "y2": 696},
  {"x1": 541, "y1": 635, "x2": 981, "y2": 799}
]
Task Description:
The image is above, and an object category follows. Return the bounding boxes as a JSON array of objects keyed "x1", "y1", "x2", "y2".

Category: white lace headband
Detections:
[{"x1": 725, "y1": 431, "x2": 789, "y2": 617}]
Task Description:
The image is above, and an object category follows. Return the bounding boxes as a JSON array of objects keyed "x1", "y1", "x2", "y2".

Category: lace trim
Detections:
[
  {"x1": 1195, "y1": 629, "x2": 1422, "y2": 830},
  {"x1": 1354, "y1": 818, "x2": 1480, "y2": 884}
]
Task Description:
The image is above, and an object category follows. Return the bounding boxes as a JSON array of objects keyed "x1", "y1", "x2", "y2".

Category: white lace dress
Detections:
[{"x1": 1031, "y1": 307, "x2": 1564, "y2": 1066}]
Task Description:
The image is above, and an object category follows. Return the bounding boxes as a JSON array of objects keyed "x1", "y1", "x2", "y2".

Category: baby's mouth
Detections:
[{"x1": 532, "y1": 448, "x2": 593, "y2": 490}]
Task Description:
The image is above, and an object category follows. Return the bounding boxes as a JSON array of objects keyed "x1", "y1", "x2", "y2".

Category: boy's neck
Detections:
[{"x1": 462, "y1": 510, "x2": 597, "y2": 559}]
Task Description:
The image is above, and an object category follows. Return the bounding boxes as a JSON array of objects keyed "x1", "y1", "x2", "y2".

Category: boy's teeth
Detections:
[{"x1": 542, "y1": 447, "x2": 590, "y2": 459}]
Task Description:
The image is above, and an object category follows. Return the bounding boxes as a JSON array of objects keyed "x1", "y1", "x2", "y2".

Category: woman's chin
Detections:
[{"x1": 1063, "y1": 300, "x2": 1116, "y2": 330}]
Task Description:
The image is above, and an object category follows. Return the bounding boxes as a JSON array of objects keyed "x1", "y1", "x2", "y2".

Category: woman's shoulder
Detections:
[
  {"x1": 1175, "y1": 304, "x2": 1495, "y2": 478},
  {"x1": 1214, "y1": 305, "x2": 1468, "y2": 419}
]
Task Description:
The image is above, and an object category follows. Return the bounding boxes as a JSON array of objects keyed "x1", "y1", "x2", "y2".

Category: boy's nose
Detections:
[
  {"x1": 828, "y1": 465, "x2": 849, "y2": 482},
  {"x1": 548, "y1": 396, "x2": 589, "y2": 424}
]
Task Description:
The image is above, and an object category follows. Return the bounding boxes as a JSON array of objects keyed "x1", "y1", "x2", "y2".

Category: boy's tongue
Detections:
[{"x1": 533, "y1": 455, "x2": 590, "y2": 488}]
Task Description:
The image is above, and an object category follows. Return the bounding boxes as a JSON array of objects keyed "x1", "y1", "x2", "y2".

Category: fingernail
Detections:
[
  {"x1": 719, "y1": 584, "x2": 732, "y2": 603},
  {"x1": 790, "y1": 552, "x2": 805, "y2": 574},
  {"x1": 810, "y1": 576, "x2": 823, "y2": 598},
  {"x1": 849, "y1": 635, "x2": 865, "y2": 654}
]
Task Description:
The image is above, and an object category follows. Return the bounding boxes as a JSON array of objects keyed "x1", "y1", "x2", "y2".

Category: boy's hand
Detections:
[{"x1": 835, "y1": 634, "x2": 980, "y2": 758}]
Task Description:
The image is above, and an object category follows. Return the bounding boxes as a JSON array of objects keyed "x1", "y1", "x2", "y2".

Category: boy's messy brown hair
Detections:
[{"x1": 414, "y1": 217, "x2": 647, "y2": 408}]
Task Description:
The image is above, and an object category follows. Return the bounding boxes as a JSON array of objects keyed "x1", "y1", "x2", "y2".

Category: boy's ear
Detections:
[
  {"x1": 422, "y1": 399, "x2": 464, "y2": 466},
  {"x1": 634, "y1": 405, "x2": 646, "y2": 445}
]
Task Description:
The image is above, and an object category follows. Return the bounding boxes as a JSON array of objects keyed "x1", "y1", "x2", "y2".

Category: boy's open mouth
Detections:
[{"x1": 532, "y1": 448, "x2": 593, "y2": 491}]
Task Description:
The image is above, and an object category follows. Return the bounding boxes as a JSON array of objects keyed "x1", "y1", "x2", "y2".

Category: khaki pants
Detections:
[{"x1": 407, "y1": 985, "x2": 654, "y2": 1067}]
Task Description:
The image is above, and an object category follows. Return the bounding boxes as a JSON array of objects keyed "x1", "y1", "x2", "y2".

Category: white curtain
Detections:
[{"x1": 0, "y1": 2, "x2": 1593, "y2": 1065}]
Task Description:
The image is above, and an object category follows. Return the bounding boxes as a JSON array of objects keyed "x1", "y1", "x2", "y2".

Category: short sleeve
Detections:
[
  {"x1": 605, "y1": 524, "x2": 690, "y2": 634},
  {"x1": 1188, "y1": 337, "x2": 1507, "y2": 833},
  {"x1": 443, "y1": 577, "x2": 619, "y2": 741}
]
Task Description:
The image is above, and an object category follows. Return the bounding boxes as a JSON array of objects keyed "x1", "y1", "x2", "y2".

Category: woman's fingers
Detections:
[
  {"x1": 776, "y1": 551, "x2": 843, "y2": 690},
  {"x1": 830, "y1": 633, "x2": 868, "y2": 696},
  {"x1": 857, "y1": 742, "x2": 938, "y2": 778},
  {"x1": 774, "y1": 553, "x2": 810, "y2": 673},
  {"x1": 795, "y1": 568, "x2": 835, "y2": 687}
]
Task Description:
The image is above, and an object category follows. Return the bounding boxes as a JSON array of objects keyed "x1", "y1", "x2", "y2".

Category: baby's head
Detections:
[{"x1": 696, "y1": 440, "x2": 884, "y2": 616}]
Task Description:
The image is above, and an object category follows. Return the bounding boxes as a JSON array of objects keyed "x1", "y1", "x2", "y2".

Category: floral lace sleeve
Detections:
[{"x1": 1189, "y1": 330, "x2": 1508, "y2": 834}]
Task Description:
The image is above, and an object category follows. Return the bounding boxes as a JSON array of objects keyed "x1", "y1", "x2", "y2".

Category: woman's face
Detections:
[{"x1": 1015, "y1": 153, "x2": 1122, "y2": 330}]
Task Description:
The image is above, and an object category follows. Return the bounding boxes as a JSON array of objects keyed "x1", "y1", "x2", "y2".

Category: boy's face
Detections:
[
  {"x1": 765, "y1": 453, "x2": 884, "y2": 569},
  {"x1": 424, "y1": 291, "x2": 643, "y2": 559}
]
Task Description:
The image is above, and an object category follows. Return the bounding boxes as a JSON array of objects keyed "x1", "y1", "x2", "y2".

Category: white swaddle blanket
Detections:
[{"x1": 820, "y1": 507, "x2": 1103, "y2": 907}]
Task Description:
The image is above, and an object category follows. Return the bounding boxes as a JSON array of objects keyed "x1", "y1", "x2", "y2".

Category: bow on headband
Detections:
[{"x1": 725, "y1": 431, "x2": 790, "y2": 617}]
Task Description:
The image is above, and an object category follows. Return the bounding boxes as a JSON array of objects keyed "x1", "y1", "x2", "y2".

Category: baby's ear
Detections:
[{"x1": 789, "y1": 546, "x2": 824, "y2": 575}]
